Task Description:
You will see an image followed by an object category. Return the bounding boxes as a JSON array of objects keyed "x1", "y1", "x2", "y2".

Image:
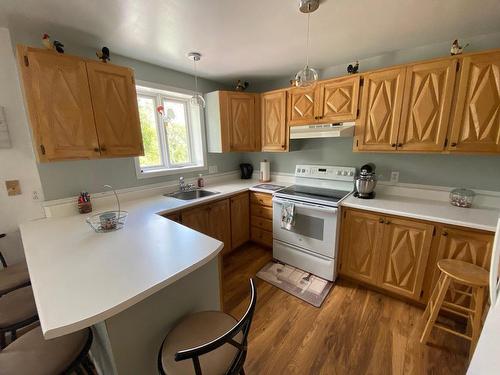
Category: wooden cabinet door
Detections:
[
  {"x1": 86, "y1": 62, "x2": 144, "y2": 157},
  {"x1": 432, "y1": 227, "x2": 493, "y2": 304},
  {"x1": 208, "y1": 200, "x2": 232, "y2": 255},
  {"x1": 261, "y1": 90, "x2": 288, "y2": 152},
  {"x1": 318, "y1": 75, "x2": 360, "y2": 123},
  {"x1": 449, "y1": 52, "x2": 500, "y2": 153},
  {"x1": 340, "y1": 210, "x2": 384, "y2": 284},
  {"x1": 18, "y1": 47, "x2": 100, "y2": 161},
  {"x1": 287, "y1": 85, "x2": 319, "y2": 126},
  {"x1": 230, "y1": 193, "x2": 250, "y2": 250},
  {"x1": 356, "y1": 67, "x2": 406, "y2": 151},
  {"x1": 225, "y1": 92, "x2": 258, "y2": 151},
  {"x1": 377, "y1": 217, "x2": 434, "y2": 299},
  {"x1": 398, "y1": 59, "x2": 457, "y2": 151},
  {"x1": 181, "y1": 206, "x2": 210, "y2": 235}
]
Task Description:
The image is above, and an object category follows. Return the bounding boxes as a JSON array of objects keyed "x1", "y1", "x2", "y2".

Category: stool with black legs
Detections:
[
  {"x1": 158, "y1": 278, "x2": 257, "y2": 375},
  {"x1": 0, "y1": 286, "x2": 38, "y2": 348},
  {"x1": 0, "y1": 234, "x2": 31, "y2": 297}
]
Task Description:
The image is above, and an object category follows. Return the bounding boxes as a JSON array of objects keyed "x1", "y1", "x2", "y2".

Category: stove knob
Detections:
[
  {"x1": 336, "y1": 170, "x2": 342, "y2": 175},
  {"x1": 349, "y1": 171, "x2": 354, "y2": 176},
  {"x1": 342, "y1": 170, "x2": 348, "y2": 176}
]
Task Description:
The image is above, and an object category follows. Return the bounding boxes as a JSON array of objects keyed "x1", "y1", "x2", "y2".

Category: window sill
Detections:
[{"x1": 135, "y1": 163, "x2": 207, "y2": 179}]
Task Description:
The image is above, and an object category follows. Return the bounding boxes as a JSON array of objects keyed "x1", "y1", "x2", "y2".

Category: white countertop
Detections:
[
  {"x1": 20, "y1": 179, "x2": 264, "y2": 339},
  {"x1": 341, "y1": 190, "x2": 500, "y2": 232}
]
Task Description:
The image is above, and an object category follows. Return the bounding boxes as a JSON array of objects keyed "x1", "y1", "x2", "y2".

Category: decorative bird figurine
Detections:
[
  {"x1": 41, "y1": 33, "x2": 52, "y2": 50},
  {"x1": 450, "y1": 39, "x2": 469, "y2": 56},
  {"x1": 53, "y1": 40, "x2": 64, "y2": 54},
  {"x1": 347, "y1": 60, "x2": 359, "y2": 74},
  {"x1": 96, "y1": 47, "x2": 110, "y2": 62},
  {"x1": 235, "y1": 80, "x2": 249, "y2": 91}
]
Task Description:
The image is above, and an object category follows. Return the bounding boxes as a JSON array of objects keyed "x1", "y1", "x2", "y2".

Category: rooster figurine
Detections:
[
  {"x1": 41, "y1": 33, "x2": 52, "y2": 50},
  {"x1": 53, "y1": 40, "x2": 64, "y2": 54},
  {"x1": 235, "y1": 80, "x2": 249, "y2": 91},
  {"x1": 347, "y1": 60, "x2": 359, "y2": 74},
  {"x1": 96, "y1": 47, "x2": 110, "y2": 62},
  {"x1": 450, "y1": 39, "x2": 469, "y2": 56}
]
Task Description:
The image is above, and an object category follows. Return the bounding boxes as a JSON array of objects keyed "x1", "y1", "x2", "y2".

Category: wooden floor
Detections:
[{"x1": 223, "y1": 243, "x2": 469, "y2": 375}]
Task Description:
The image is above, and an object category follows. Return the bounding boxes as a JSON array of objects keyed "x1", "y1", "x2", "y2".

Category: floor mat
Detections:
[{"x1": 256, "y1": 261, "x2": 333, "y2": 307}]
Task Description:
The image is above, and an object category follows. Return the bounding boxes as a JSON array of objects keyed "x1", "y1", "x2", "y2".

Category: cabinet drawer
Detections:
[
  {"x1": 251, "y1": 216, "x2": 273, "y2": 232},
  {"x1": 251, "y1": 226, "x2": 273, "y2": 247},
  {"x1": 250, "y1": 192, "x2": 273, "y2": 207},
  {"x1": 251, "y1": 203, "x2": 273, "y2": 220}
]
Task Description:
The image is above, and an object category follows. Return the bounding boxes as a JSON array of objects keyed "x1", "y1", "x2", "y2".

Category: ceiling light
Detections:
[
  {"x1": 295, "y1": 0, "x2": 319, "y2": 87},
  {"x1": 187, "y1": 52, "x2": 206, "y2": 108}
]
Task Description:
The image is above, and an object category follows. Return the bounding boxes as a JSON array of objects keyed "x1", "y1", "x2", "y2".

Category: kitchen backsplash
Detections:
[{"x1": 240, "y1": 138, "x2": 500, "y2": 192}]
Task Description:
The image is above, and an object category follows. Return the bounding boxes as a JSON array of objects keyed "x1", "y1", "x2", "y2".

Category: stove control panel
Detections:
[{"x1": 294, "y1": 165, "x2": 356, "y2": 181}]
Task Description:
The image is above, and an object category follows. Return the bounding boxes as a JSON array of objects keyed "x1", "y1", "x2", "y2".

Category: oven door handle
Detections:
[{"x1": 272, "y1": 197, "x2": 338, "y2": 214}]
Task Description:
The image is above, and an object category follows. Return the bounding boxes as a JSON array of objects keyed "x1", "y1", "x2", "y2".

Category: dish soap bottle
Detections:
[{"x1": 197, "y1": 174, "x2": 205, "y2": 188}]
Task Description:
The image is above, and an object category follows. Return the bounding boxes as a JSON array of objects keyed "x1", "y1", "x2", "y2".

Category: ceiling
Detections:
[{"x1": 1, "y1": 0, "x2": 500, "y2": 84}]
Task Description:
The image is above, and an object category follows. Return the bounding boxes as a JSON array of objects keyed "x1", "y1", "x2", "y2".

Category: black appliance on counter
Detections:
[
  {"x1": 354, "y1": 163, "x2": 377, "y2": 199},
  {"x1": 240, "y1": 163, "x2": 254, "y2": 179}
]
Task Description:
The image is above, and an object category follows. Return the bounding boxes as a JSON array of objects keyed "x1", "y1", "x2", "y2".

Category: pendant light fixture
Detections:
[
  {"x1": 187, "y1": 52, "x2": 206, "y2": 108},
  {"x1": 295, "y1": 0, "x2": 319, "y2": 87}
]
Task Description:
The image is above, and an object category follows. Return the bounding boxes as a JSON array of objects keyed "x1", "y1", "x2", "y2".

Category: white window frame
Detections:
[{"x1": 134, "y1": 80, "x2": 207, "y2": 179}]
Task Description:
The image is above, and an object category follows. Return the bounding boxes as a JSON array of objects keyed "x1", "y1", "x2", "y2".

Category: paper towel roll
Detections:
[{"x1": 260, "y1": 160, "x2": 271, "y2": 182}]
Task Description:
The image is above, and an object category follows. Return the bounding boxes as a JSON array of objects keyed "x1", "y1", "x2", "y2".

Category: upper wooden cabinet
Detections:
[
  {"x1": 16, "y1": 45, "x2": 144, "y2": 162},
  {"x1": 261, "y1": 90, "x2": 288, "y2": 152},
  {"x1": 287, "y1": 75, "x2": 360, "y2": 127},
  {"x1": 17, "y1": 47, "x2": 100, "y2": 161},
  {"x1": 205, "y1": 91, "x2": 261, "y2": 152},
  {"x1": 318, "y1": 75, "x2": 360, "y2": 123},
  {"x1": 287, "y1": 85, "x2": 319, "y2": 126},
  {"x1": 86, "y1": 62, "x2": 143, "y2": 157},
  {"x1": 449, "y1": 51, "x2": 500, "y2": 153},
  {"x1": 398, "y1": 59, "x2": 457, "y2": 152},
  {"x1": 356, "y1": 67, "x2": 406, "y2": 151}
]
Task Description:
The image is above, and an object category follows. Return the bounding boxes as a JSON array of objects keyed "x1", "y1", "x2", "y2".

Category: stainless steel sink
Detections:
[{"x1": 166, "y1": 189, "x2": 219, "y2": 200}]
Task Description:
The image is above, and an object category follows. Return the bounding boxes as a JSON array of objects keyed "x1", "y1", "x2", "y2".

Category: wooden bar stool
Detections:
[
  {"x1": 420, "y1": 259, "x2": 489, "y2": 358},
  {"x1": 0, "y1": 286, "x2": 39, "y2": 348}
]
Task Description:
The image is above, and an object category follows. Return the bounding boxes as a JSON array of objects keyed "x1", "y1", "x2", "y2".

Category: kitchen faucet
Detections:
[{"x1": 179, "y1": 176, "x2": 196, "y2": 192}]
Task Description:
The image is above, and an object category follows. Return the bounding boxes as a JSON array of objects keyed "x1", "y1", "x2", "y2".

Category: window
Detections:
[{"x1": 135, "y1": 82, "x2": 206, "y2": 178}]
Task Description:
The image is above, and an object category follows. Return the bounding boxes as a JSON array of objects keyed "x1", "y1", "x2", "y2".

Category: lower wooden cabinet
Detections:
[
  {"x1": 340, "y1": 208, "x2": 494, "y2": 303},
  {"x1": 180, "y1": 199, "x2": 232, "y2": 254},
  {"x1": 230, "y1": 192, "x2": 250, "y2": 251},
  {"x1": 250, "y1": 192, "x2": 273, "y2": 248}
]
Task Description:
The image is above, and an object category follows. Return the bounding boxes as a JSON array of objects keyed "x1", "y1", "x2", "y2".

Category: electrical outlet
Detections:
[
  {"x1": 390, "y1": 171, "x2": 399, "y2": 185},
  {"x1": 32, "y1": 190, "x2": 40, "y2": 200},
  {"x1": 208, "y1": 165, "x2": 218, "y2": 174}
]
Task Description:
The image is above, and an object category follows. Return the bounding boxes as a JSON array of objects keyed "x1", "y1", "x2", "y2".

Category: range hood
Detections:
[{"x1": 290, "y1": 122, "x2": 355, "y2": 139}]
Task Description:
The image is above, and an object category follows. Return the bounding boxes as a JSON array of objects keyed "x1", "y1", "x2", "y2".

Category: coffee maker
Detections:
[{"x1": 354, "y1": 163, "x2": 377, "y2": 199}]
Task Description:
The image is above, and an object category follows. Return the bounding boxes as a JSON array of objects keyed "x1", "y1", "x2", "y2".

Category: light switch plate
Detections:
[
  {"x1": 5, "y1": 180, "x2": 21, "y2": 196},
  {"x1": 208, "y1": 165, "x2": 218, "y2": 174},
  {"x1": 390, "y1": 171, "x2": 399, "y2": 185}
]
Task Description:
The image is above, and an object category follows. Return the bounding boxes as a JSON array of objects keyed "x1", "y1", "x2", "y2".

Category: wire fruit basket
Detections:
[{"x1": 86, "y1": 185, "x2": 128, "y2": 233}]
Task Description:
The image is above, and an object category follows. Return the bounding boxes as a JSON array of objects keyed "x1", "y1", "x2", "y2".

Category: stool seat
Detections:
[
  {"x1": 0, "y1": 326, "x2": 89, "y2": 375},
  {"x1": 0, "y1": 286, "x2": 37, "y2": 328},
  {"x1": 0, "y1": 262, "x2": 30, "y2": 295},
  {"x1": 161, "y1": 311, "x2": 243, "y2": 375},
  {"x1": 437, "y1": 259, "x2": 489, "y2": 287}
]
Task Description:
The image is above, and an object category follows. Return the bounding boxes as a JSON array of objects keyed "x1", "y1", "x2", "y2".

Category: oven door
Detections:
[{"x1": 272, "y1": 197, "x2": 338, "y2": 258}]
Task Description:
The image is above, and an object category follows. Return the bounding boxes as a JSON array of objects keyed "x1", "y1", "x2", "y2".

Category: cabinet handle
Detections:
[
  {"x1": 94, "y1": 147, "x2": 100, "y2": 152},
  {"x1": 100, "y1": 145, "x2": 107, "y2": 152},
  {"x1": 442, "y1": 231, "x2": 448, "y2": 237},
  {"x1": 451, "y1": 142, "x2": 457, "y2": 147},
  {"x1": 397, "y1": 143, "x2": 403, "y2": 147},
  {"x1": 391, "y1": 143, "x2": 396, "y2": 147},
  {"x1": 385, "y1": 221, "x2": 391, "y2": 225},
  {"x1": 379, "y1": 218, "x2": 385, "y2": 223}
]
